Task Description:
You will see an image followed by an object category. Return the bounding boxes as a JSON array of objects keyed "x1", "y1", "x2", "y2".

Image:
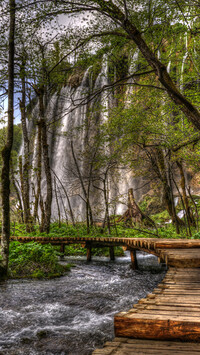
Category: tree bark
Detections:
[
  {"x1": 54, "y1": 177, "x2": 61, "y2": 227},
  {"x1": 40, "y1": 116, "x2": 52, "y2": 234},
  {"x1": 150, "y1": 147, "x2": 182, "y2": 231},
  {"x1": 33, "y1": 123, "x2": 42, "y2": 225},
  {"x1": 177, "y1": 161, "x2": 195, "y2": 227},
  {"x1": 51, "y1": 169, "x2": 75, "y2": 226},
  {"x1": 11, "y1": 160, "x2": 24, "y2": 224},
  {"x1": 0, "y1": 0, "x2": 15, "y2": 277},
  {"x1": 19, "y1": 59, "x2": 32, "y2": 232},
  {"x1": 103, "y1": 177, "x2": 111, "y2": 234},
  {"x1": 32, "y1": 88, "x2": 52, "y2": 234},
  {"x1": 118, "y1": 188, "x2": 143, "y2": 225}
]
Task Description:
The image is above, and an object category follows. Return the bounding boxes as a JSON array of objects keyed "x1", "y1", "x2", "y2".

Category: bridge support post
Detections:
[
  {"x1": 86, "y1": 243, "x2": 92, "y2": 262},
  {"x1": 109, "y1": 246, "x2": 115, "y2": 261},
  {"x1": 130, "y1": 249, "x2": 138, "y2": 270},
  {"x1": 60, "y1": 244, "x2": 65, "y2": 260}
]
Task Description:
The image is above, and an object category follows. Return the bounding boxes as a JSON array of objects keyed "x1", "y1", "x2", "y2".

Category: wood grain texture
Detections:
[
  {"x1": 114, "y1": 268, "x2": 200, "y2": 341},
  {"x1": 92, "y1": 338, "x2": 200, "y2": 354}
]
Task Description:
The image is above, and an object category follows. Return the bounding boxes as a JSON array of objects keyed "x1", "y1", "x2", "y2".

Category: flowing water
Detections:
[{"x1": 0, "y1": 253, "x2": 165, "y2": 355}]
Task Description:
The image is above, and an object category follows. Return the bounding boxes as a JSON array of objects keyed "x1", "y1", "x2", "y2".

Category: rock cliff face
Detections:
[{"x1": 21, "y1": 61, "x2": 150, "y2": 222}]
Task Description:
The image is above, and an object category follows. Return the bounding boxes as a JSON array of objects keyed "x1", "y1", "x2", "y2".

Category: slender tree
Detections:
[
  {"x1": 19, "y1": 55, "x2": 33, "y2": 232},
  {"x1": 0, "y1": 0, "x2": 15, "y2": 277}
]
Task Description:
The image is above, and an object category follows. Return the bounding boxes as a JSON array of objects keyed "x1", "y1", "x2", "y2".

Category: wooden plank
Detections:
[
  {"x1": 124, "y1": 339, "x2": 200, "y2": 348},
  {"x1": 120, "y1": 343, "x2": 200, "y2": 350},
  {"x1": 114, "y1": 350, "x2": 200, "y2": 355},
  {"x1": 116, "y1": 311, "x2": 200, "y2": 321},
  {"x1": 138, "y1": 298, "x2": 200, "y2": 307},
  {"x1": 157, "y1": 284, "x2": 200, "y2": 289},
  {"x1": 156, "y1": 249, "x2": 200, "y2": 254},
  {"x1": 153, "y1": 289, "x2": 200, "y2": 295},
  {"x1": 128, "y1": 309, "x2": 200, "y2": 317},
  {"x1": 134, "y1": 304, "x2": 200, "y2": 312},
  {"x1": 144, "y1": 295, "x2": 200, "y2": 302},
  {"x1": 154, "y1": 241, "x2": 200, "y2": 248},
  {"x1": 114, "y1": 314, "x2": 200, "y2": 341},
  {"x1": 93, "y1": 343, "x2": 200, "y2": 354},
  {"x1": 92, "y1": 350, "x2": 114, "y2": 354}
]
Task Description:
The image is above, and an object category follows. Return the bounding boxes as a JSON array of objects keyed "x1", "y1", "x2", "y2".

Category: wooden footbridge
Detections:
[
  {"x1": 12, "y1": 235, "x2": 200, "y2": 268},
  {"x1": 10, "y1": 235, "x2": 200, "y2": 353}
]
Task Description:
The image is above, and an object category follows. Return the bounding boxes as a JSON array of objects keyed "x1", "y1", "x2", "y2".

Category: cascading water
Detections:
[{"x1": 19, "y1": 51, "x2": 154, "y2": 222}]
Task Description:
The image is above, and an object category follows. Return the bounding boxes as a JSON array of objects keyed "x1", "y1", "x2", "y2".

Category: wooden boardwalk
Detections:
[
  {"x1": 93, "y1": 268, "x2": 200, "y2": 354},
  {"x1": 115, "y1": 268, "x2": 200, "y2": 341},
  {"x1": 83, "y1": 238, "x2": 200, "y2": 354},
  {"x1": 11, "y1": 235, "x2": 200, "y2": 267},
  {"x1": 8, "y1": 235, "x2": 200, "y2": 353}
]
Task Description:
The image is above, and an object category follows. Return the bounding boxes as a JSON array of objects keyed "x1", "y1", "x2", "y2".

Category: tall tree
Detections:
[
  {"x1": 0, "y1": 0, "x2": 15, "y2": 277},
  {"x1": 19, "y1": 55, "x2": 33, "y2": 232}
]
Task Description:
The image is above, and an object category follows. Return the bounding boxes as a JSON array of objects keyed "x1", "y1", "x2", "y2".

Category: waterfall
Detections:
[
  {"x1": 21, "y1": 54, "x2": 150, "y2": 222},
  {"x1": 50, "y1": 68, "x2": 91, "y2": 221}
]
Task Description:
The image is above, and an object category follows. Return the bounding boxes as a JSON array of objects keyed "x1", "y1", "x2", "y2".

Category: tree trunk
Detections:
[
  {"x1": 19, "y1": 60, "x2": 32, "y2": 232},
  {"x1": 118, "y1": 188, "x2": 143, "y2": 225},
  {"x1": 128, "y1": 188, "x2": 143, "y2": 224},
  {"x1": 0, "y1": 0, "x2": 15, "y2": 278},
  {"x1": 153, "y1": 148, "x2": 182, "y2": 231},
  {"x1": 40, "y1": 116, "x2": 52, "y2": 234},
  {"x1": 39, "y1": 194, "x2": 45, "y2": 232},
  {"x1": 34, "y1": 88, "x2": 52, "y2": 234},
  {"x1": 177, "y1": 161, "x2": 195, "y2": 227},
  {"x1": 33, "y1": 123, "x2": 42, "y2": 225},
  {"x1": 11, "y1": 160, "x2": 24, "y2": 224},
  {"x1": 54, "y1": 177, "x2": 61, "y2": 227},
  {"x1": 51, "y1": 169, "x2": 75, "y2": 226},
  {"x1": 103, "y1": 177, "x2": 111, "y2": 234}
]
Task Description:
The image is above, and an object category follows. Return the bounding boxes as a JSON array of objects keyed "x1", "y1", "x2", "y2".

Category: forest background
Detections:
[{"x1": 1, "y1": 0, "x2": 200, "y2": 277}]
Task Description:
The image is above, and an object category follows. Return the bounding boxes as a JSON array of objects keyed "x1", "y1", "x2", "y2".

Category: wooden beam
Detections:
[
  {"x1": 130, "y1": 249, "x2": 138, "y2": 269},
  {"x1": 60, "y1": 243, "x2": 65, "y2": 259},
  {"x1": 109, "y1": 246, "x2": 115, "y2": 261},
  {"x1": 86, "y1": 243, "x2": 92, "y2": 262}
]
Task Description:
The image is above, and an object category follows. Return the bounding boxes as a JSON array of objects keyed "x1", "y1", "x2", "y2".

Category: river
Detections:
[{"x1": 0, "y1": 252, "x2": 165, "y2": 355}]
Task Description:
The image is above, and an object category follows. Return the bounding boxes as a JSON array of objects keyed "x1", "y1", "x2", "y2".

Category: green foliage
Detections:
[
  {"x1": 0, "y1": 124, "x2": 22, "y2": 171},
  {"x1": 152, "y1": 210, "x2": 171, "y2": 224},
  {"x1": 8, "y1": 241, "x2": 70, "y2": 279},
  {"x1": 12, "y1": 222, "x2": 114, "y2": 239},
  {"x1": 13, "y1": 124, "x2": 23, "y2": 153},
  {"x1": 192, "y1": 231, "x2": 200, "y2": 239},
  {"x1": 10, "y1": 219, "x2": 184, "y2": 242},
  {"x1": 156, "y1": 226, "x2": 180, "y2": 239}
]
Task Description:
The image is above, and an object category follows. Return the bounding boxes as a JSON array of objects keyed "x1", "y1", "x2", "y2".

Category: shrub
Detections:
[{"x1": 8, "y1": 242, "x2": 70, "y2": 279}]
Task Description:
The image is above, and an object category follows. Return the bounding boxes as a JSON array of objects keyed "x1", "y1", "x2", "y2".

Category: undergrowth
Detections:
[{"x1": 8, "y1": 242, "x2": 71, "y2": 279}]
